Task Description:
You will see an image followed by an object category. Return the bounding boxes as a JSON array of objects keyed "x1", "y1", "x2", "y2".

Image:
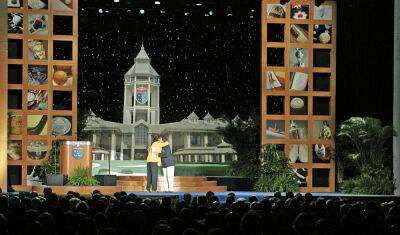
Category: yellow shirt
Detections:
[{"x1": 146, "y1": 140, "x2": 169, "y2": 165}]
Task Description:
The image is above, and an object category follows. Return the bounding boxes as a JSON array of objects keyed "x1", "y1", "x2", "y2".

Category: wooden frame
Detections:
[
  {"x1": 5, "y1": 0, "x2": 78, "y2": 188},
  {"x1": 262, "y1": 0, "x2": 336, "y2": 192}
]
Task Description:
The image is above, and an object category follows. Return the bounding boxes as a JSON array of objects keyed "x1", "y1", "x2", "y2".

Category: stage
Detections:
[{"x1": 10, "y1": 185, "x2": 399, "y2": 203}]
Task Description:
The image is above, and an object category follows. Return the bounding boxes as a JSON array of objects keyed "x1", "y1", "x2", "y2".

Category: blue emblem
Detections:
[
  {"x1": 72, "y1": 146, "x2": 85, "y2": 160},
  {"x1": 136, "y1": 86, "x2": 148, "y2": 104}
]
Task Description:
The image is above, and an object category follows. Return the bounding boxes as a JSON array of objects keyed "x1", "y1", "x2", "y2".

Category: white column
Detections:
[
  {"x1": 148, "y1": 133, "x2": 152, "y2": 146},
  {"x1": 111, "y1": 131, "x2": 116, "y2": 160},
  {"x1": 234, "y1": 154, "x2": 238, "y2": 161},
  {"x1": 168, "y1": 133, "x2": 173, "y2": 151},
  {"x1": 221, "y1": 154, "x2": 225, "y2": 163},
  {"x1": 120, "y1": 135, "x2": 124, "y2": 160},
  {"x1": 180, "y1": 155, "x2": 184, "y2": 162},
  {"x1": 194, "y1": 155, "x2": 198, "y2": 163},
  {"x1": 92, "y1": 132, "x2": 97, "y2": 147},
  {"x1": 188, "y1": 155, "x2": 192, "y2": 162},
  {"x1": 186, "y1": 133, "x2": 191, "y2": 148},
  {"x1": 131, "y1": 133, "x2": 135, "y2": 160},
  {"x1": 204, "y1": 134, "x2": 208, "y2": 147},
  {"x1": 394, "y1": 0, "x2": 400, "y2": 195},
  {"x1": 101, "y1": 153, "x2": 105, "y2": 161}
]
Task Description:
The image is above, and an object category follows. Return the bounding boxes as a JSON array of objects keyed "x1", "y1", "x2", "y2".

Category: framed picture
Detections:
[
  {"x1": 313, "y1": 24, "x2": 332, "y2": 44},
  {"x1": 314, "y1": 5, "x2": 332, "y2": 20},
  {"x1": 266, "y1": 70, "x2": 285, "y2": 90},
  {"x1": 52, "y1": 116, "x2": 72, "y2": 136},
  {"x1": 27, "y1": 141, "x2": 48, "y2": 160},
  {"x1": 53, "y1": 0, "x2": 73, "y2": 11},
  {"x1": 28, "y1": 65, "x2": 48, "y2": 86},
  {"x1": 267, "y1": 4, "x2": 286, "y2": 19},
  {"x1": 266, "y1": 120, "x2": 285, "y2": 139},
  {"x1": 8, "y1": 114, "x2": 23, "y2": 135},
  {"x1": 53, "y1": 65, "x2": 72, "y2": 87},
  {"x1": 8, "y1": 0, "x2": 22, "y2": 8},
  {"x1": 29, "y1": 14, "x2": 48, "y2": 35},
  {"x1": 27, "y1": 90, "x2": 48, "y2": 110},
  {"x1": 290, "y1": 24, "x2": 308, "y2": 43},
  {"x1": 290, "y1": 48, "x2": 308, "y2": 68},
  {"x1": 7, "y1": 140, "x2": 22, "y2": 160},
  {"x1": 27, "y1": 115, "x2": 48, "y2": 135},
  {"x1": 290, "y1": 72, "x2": 308, "y2": 91},
  {"x1": 291, "y1": 4, "x2": 309, "y2": 20},
  {"x1": 8, "y1": 13, "x2": 23, "y2": 34},
  {"x1": 28, "y1": 40, "x2": 48, "y2": 60},
  {"x1": 28, "y1": 0, "x2": 48, "y2": 9}
]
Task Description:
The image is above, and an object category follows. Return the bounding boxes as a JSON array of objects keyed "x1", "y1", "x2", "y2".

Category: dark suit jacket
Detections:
[{"x1": 160, "y1": 145, "x2": 175, "y2": 167}]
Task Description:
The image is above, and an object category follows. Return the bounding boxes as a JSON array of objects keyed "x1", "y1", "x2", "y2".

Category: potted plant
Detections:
[
  {"x1": 67, "y1": 166, "x2": 99, "y2": 186},
  {"x1": 35, "y1": 139, "x2": 64, "y2": 186}
]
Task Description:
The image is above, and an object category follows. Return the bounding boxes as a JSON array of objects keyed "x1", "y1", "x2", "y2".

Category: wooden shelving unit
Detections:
[
  {"x1": 6, "y1": 0, "x2": 78, "y2": 187},
  {"x1": 262, "y1": 0, "x2": 336, "y2": 192}
]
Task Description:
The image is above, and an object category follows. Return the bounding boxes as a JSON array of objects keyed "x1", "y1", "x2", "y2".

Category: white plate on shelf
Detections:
[{"x1": 52, "y1": 117, "x2": 71, "y2": 135}]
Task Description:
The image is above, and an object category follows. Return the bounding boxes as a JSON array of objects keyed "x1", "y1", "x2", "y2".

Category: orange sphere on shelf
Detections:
[{"x1": 53, "y1": 70, "x2": 68, "y2": 86}]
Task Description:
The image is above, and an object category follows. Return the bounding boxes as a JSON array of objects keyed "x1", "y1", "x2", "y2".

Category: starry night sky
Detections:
[
  {"x1": 78, "y1": 1, "x2": 260, "y2": 123},
  {"x1": 78, "y1": 0, "x2": 394, "y2": 126}
]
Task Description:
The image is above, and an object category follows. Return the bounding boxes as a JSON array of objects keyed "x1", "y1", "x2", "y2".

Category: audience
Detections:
[{"x1": 0, "y1": 189, "x2": 399, "y2": 235}]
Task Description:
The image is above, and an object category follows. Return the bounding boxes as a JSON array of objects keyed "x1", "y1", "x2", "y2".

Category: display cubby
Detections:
[
  {"x1": 262, "y1": 0, "x2": 336, "y2": 192},
  {"x1": 5, "y1": 0, "x2": 78, "y2": 190}
]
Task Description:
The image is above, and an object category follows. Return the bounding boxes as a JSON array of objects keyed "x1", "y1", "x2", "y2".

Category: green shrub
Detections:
[
  {"x1": 67, "y1": 166, "x2": 99, "y2": 186},
  {"x1": 254, "y1": 144, "x2": 298, "y2": 192},
  {"x1": 255, "y1": 174, "x2": 298, "y2": 192},
  {"x1": 340, "y1": 174, "x2": 394, "y2": 195}
]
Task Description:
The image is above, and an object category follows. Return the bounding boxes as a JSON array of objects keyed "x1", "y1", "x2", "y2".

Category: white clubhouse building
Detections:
[{"x1": 85, "y1": 45, "x2": 237, "y2": 163}]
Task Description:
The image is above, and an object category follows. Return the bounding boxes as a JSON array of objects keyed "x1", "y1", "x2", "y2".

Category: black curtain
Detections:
[{"x1": 336, "y1": 0, "x2": 394, "y2": 125}]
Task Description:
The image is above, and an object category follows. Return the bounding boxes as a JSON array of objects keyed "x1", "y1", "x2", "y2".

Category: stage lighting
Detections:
[
  {"x1": 209, "y1": 10, "x2": 213, "y2": 16},
  {"x1": 140, "y1": 9, "x2": 145, "y2": 14},
  {"x1": 251, "y1": 9, "x2": 255, "y2": 12},
  {"x1": 155, "y1": 1, "x2": 161, "y2": 5},
  {"x1": 196, "y1": 3, "x2": 202, "y2": 6},
  {"x1": 160, "y1": 10, "x2": 165, "y2": 14},
  {"x1": 98, "y1": 8, "x2": 103, "y2": 13},
  {"x1": 315, "y1": 0, "x2": 325, "y2": 7},
  {"x1": 280, "y1": 0, "x2": 290, "y2": 5},
  {"x1": 227, "y1": 13, "x2": 232, "y2": 16},
  {"x1": 114, "y1": 0, "x2": 119, "y2": 2},
  {"x1": 184, "y1": 12, "x2": 189, "y2": 16}
]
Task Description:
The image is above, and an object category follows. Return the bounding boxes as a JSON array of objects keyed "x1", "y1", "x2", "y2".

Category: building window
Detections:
[
  {"x1": 190, "y1": 133, "x2": 203, "y2": 147},
  {"x1": 135, "y1": 125, "x2": 148, "y2": 145}
]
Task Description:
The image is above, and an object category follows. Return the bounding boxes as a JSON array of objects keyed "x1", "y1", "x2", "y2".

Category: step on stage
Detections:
[{"x1": 27, "y1": 176, "x2": 227, "y2": 195}]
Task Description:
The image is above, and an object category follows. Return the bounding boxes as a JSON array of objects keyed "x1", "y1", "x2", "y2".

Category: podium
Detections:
[{"x1": 61, "y1": 141, "x2": 92, "y2": 176}]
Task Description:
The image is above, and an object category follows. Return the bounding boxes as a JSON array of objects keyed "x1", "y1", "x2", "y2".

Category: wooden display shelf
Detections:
[
  {"x1": 262, "y1": 0, "x2": 336, "y2": 192},
  {"x1": 5, "y1": 0, "x2": 78, "y2": 188}
]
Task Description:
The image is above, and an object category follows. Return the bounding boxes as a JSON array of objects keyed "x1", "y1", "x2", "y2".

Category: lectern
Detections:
[{"x1": 61, "y1": 141, "x2": 92, "y2": 176}]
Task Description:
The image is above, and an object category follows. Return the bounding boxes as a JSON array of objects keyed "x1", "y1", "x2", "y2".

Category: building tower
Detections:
[{"x1": 123, "y1": 44, "x2": 160, "y2": 125}]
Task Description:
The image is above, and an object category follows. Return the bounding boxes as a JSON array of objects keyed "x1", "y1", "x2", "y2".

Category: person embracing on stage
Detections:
[
  {"x1": 160, "y1": 136, "x2": 175, "y2": 192},
  {"x1": 146, "y1": 135, "x2": 169, "y2": 192}
]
